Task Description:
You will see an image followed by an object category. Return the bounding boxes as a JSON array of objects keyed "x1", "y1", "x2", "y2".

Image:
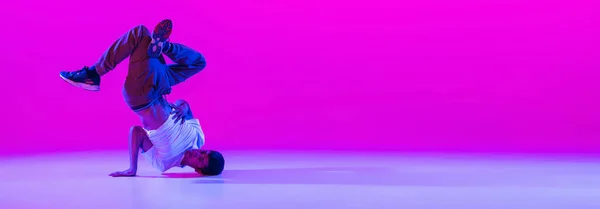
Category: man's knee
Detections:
[
  {"x1": 194, "y1": 56, "x2": 207, "y2": 70},
  {"x1": 129, "y1": 25, "x2": 150, "y2": 39},
  {"x1": 188, "y1": 54, "x2": 207, "y2": 72}
]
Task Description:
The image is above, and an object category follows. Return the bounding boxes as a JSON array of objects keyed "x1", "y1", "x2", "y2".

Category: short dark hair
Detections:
[{"x1": 197, "y1": 151, "x2": 225, "y2": 175}]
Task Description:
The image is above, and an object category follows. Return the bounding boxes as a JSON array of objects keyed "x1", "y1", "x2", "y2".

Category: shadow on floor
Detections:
[
  {"x1": 137, "y1": 172, "x2": 204, "y2": 178},
  {"x1": 138, "y1": 166, "x2": 580, "y2": 187},
  {"x1": 200, "y1": 167, "x2": 401, "y2": 186}
]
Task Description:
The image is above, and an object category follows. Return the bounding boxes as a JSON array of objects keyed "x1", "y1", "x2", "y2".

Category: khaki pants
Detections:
[{"x1": 93, "y1": 25, "x2": 206, "y2": 111}]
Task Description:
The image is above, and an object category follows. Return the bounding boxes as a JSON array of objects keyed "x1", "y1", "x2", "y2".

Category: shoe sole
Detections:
[
  {"x1": 148, "y1": 19, "x2": 173, "y2": 58},
  {"x1": 59, "y1": 73, "x2": 100, "y2": 91}
]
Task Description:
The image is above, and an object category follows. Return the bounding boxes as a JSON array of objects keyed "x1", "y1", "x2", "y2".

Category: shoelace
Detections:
[{"x1": 70, "y1": 66, "x2": 90, "y2": 77}]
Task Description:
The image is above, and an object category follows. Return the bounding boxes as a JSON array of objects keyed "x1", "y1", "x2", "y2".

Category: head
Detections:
[{"x1": 183, "y1": 149, "x2": 225, "y2": 176}]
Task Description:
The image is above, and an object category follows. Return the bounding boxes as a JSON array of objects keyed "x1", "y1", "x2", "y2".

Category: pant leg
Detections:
[
  {"x1": 163, "y1": 43, "x2": 207, "y2": 86},
  {"x1": 93, "y1": 25, "x2": 169, "y2": 111},
  {"x1": 93, "y1": 25, "x2": 153, "y2": 76}
]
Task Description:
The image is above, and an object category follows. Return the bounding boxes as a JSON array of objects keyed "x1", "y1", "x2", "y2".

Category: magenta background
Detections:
[{"x1": 0, "y1": 1, "x2": 598, "y2": 155}]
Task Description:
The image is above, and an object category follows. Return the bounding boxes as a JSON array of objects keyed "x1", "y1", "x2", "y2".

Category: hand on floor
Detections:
[{"x1": 109, "y1": 168, "x2": 137, "y2": 177}]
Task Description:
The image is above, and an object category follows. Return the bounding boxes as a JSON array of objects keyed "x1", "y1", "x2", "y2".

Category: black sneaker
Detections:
[
  {"x1": 59, "y1": 66, "x2": 101, "y2": 91},
  {"x1": 148, "y1": 19, "x2": 173, "y2": 58}
]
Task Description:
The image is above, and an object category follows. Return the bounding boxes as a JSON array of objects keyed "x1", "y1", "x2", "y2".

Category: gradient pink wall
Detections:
[{"x1": 0, "y1": 0, "x2": 598, "y2": 155}]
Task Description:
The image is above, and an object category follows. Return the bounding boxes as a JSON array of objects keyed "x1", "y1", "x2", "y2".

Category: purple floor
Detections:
[{"x1": 0, "y1": 151, "x2": 599, "y2": 208}]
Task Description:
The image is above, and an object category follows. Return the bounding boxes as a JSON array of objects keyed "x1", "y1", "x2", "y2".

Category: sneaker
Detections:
[
  {"x1": 59, "y1": 66, "x2": 101, "y2": 91},
  {"x1": 148, "y1": 19, "x2": 173, "y2": 58}
]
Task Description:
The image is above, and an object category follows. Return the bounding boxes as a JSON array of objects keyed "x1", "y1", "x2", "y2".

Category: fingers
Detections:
[
  {"x1": 110, "y1": 171, "x2": 125, "y2": 177},
  {"x1": 172, "y1": 110, "x2": 185, "y2": 124},
  {"x1": 169, "y1": 103, "x2": 179, "y2": 113},
  {"x1": 175, "y1": 116, "x2": 184, "y2": 124},
  {"x1": 109, "y1": 171, "x2": 135, "y2": 177},
  {"x1": 172, "y1": 110, "x2": 181, "y2": 118},
  {"x1": 172, "y1": 113, "x2": 180, "y2": 124},
  {"x1": 170, "y1": 105, "x2": 179, "y2": 114}
]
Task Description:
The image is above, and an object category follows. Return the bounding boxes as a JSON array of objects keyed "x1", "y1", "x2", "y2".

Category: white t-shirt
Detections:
[{"x1": 141, "y1": 114, "x2": 205, "y2": 172}]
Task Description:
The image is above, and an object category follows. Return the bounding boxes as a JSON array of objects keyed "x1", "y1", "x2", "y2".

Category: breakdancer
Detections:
[{"x1": 59, "y1": 19, "x2": 224, "y2": 177}]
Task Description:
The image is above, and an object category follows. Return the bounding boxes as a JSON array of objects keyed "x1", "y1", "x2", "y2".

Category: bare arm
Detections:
[{"x1": 109, "y1": 126, "x2": 151, "y2": 177}]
